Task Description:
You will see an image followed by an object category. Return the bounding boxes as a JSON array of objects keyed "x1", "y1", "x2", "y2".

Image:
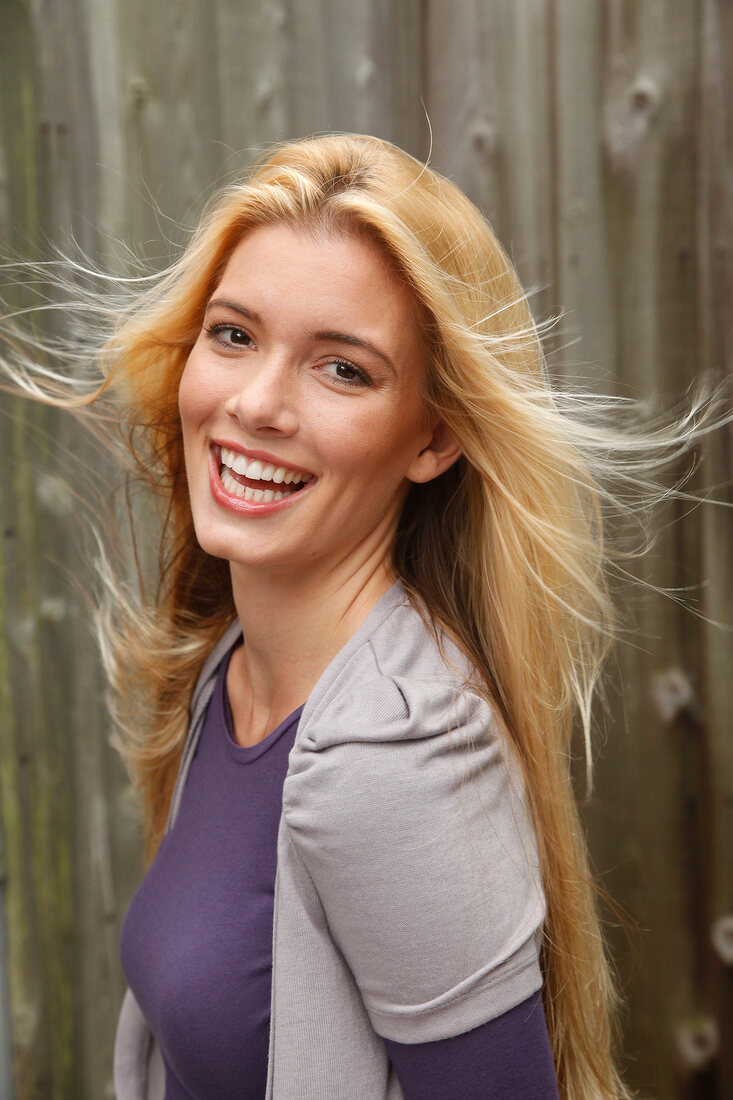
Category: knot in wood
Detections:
[
  {"x1": 36, "y1": 471, "x2": 74, "y2": 518},
  {"x1": 675, "y1": 1015, "x2": 719, "y2": 1071},
  {"x1": 40, "y1": 596, "x2": 68, "y2": 623},
  {"x1": 602, "y1": 73, "x2": 661, "y2": 179},
  {"x1": 268, "y1": 3, "x2": 287, "y2": 29},
  {"x1": 470, "y1": 122, "x2": 496, "y2": 158},
  {"x1": 355, "y1": 57, "x2": 376, "y2": 90},
  {"x1": 630, "y1": 75, "x2": 659, "y2": 116},
  {"x1": 256, "y1": 76, "x2": 276, "y2": 109},
  {"x1": 128, "y1": 77, "x2": 150, "y2": 109},
  {"x1": 711, "y1": 914, "x2": 733, "y2": 965},
  {"x1": 650, "y1": 666, "x2": 695, "y2": 724}
]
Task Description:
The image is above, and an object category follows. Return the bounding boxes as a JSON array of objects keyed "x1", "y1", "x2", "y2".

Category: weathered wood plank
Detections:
[
  {"x1": 589, "y1": 1, "x2": 728, "y2": 1094},
  {"x1": 424, "y1": 1, "x2": 502, "y2": 220},
  {"x1": 551, "y1": 0, "x2": 616, "y2": 387},
  {"x1": 1, "y1": 2, "x2": 74, "y2": 1094},
  {"x1": 697, "y1": 3, "x2": 733, "y2": 1098}
]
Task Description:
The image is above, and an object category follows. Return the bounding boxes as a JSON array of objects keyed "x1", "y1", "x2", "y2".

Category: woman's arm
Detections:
[{"x1": 382, "y1": 991, "x2": 559, "y2": 1100}]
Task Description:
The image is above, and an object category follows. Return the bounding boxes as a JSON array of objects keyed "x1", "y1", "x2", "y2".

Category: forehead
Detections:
[{"x1": 213, "y1": 222, "x2": 420, "y2": 348}]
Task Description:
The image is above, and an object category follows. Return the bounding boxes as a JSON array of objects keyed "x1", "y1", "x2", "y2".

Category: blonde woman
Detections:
[{"x1": 7, "y1": 133, "x2": 698, "y2": 1098}]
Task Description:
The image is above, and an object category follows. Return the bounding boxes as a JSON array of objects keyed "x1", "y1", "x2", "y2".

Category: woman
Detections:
[{"x1": 6, "y1": 133, "x2": 686, "y2": 1098}]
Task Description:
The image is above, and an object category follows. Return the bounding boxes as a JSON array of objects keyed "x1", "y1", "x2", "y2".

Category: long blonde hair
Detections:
[{"x1": 1, "y1": 133, "x2": 717, "y2": 1098}]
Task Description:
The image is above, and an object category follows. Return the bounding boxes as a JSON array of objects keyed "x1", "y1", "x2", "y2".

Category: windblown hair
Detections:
[{"x1": 1, "y1": 133, "x2": 718, "y2": 1098}]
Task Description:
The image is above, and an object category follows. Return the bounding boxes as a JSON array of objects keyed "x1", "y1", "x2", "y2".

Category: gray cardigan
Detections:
[{"x1": 113, "y1": 582, "x2": 545, "y2": 1099}]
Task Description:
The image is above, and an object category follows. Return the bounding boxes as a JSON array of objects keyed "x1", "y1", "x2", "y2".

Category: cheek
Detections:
[
  {"x1": 327, "y1": 405, "x2": 430, "y2": 489},
  {"x1": 178, "y1": 354, "x2": 212, "y2": 433}
]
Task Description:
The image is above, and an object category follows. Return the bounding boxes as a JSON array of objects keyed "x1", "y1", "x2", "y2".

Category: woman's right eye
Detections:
[{"x1": 204, "y1": 322, "x2": 254, "y2": 349}]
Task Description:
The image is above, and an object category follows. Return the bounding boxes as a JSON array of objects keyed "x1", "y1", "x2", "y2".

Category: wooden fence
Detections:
[{"x1": 0, "y1": 1, "x2": 731, "y2": 1097}]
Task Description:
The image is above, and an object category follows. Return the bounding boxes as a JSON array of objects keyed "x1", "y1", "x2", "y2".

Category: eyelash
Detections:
[
  {"x1": 202, "y1": 322, "x2": 371, "y2": 388},
  {"x1": 204, "y1": 322, "x2": 253, "y2": 349},
  {"x1": 322, "y1": 358, "x2": 371, "y2": 388}
]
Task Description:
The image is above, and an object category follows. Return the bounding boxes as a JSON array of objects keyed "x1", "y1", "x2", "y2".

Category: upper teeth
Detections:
[{"x1": 219, "y1": 447, "x2": 310, "y2": 485}]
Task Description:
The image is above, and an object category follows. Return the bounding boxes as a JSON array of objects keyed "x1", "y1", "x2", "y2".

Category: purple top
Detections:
[
  {"x1": 384, "y1": 991, "x2": 558, "y2": 1098},
  {"x1": 120, "y1": 643, "x2": 302, "y2": 1098},
  {"x1": 121, "y1": 644, "x2": 558, "y2": 1099}
]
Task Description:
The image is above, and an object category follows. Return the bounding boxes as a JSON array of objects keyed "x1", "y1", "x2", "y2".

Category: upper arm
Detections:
[{"x1": 283, "y1": 676, "x2": 546, "y2": 1045}]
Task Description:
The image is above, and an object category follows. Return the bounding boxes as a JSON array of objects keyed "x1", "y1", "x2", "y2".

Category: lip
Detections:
[{"x1": 208, "y1": 443, "x2": 316, "y2": 516}]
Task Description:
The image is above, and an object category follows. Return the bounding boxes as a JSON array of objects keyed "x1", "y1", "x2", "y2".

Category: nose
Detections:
[{"x1": 224, "y1": 353, "x2": 299, "y2": 436}]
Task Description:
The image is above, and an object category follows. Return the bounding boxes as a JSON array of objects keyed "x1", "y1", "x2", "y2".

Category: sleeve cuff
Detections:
[{"x1": 366, "y1": 930, "x2": 544, "y2": 1044}]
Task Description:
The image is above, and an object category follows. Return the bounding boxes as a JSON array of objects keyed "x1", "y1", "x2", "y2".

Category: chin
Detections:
[{"x1": 190, "y1": 524, "x2": 282, "y2": 573}]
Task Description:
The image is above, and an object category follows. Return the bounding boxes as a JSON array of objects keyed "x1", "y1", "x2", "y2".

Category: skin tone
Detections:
[{"x1": 179, "y1": 222, "x2": 461, "y2": 747}]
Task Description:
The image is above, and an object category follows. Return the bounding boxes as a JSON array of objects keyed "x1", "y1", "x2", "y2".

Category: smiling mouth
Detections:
[{"x1": 216, "y1": 446, "x2": 314, "y2": 502}]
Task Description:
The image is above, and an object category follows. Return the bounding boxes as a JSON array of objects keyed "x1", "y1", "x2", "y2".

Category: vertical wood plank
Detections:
[
  {"x1": 424, "y1": 0, "x2": 559, "y2": 358},
  {"x1": 550, "y1": 0, "x2": 616, "y2": 387},
  {"x1": 0, "y1": 1, "x2": 75, "y2": 1092},
  {"x1": 698, "y1": 2, "x2": 733, "y2": 1097},
  {"x1": 590, "y1": 1, "x2": 724, "y2": 1094},
  {"x1": 0, "y1": 1, "x2": 143, "y2": 1096},
  {"x1": 424, "y1": 1, "x2": 502, "y2": 219}
]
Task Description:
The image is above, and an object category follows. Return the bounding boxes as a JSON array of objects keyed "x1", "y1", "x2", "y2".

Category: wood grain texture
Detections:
[
  {"x1": 0, "y1": 1, "x2": 730, "y2": 1097},
  {"x1": 698, "y1": 2, "x2": 733, "y2": 1098},
  {"x1": 594, "y1": 5, "x2": 721, "y2": 1096}
]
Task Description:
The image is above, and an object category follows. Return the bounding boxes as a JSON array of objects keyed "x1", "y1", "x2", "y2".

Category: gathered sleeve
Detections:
[{"x1": 282, "y1": 666, "x2": 546, "y2": 1046}]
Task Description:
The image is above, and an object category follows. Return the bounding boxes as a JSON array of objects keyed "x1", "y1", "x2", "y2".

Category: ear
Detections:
[{"x1": 406, "y1": 420, "x2": 462, "y2": 484}]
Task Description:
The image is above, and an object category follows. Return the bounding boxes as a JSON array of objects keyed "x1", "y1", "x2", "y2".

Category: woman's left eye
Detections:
[{"x1": 320, "y1": 359, "x2": 371, "y2": 388}]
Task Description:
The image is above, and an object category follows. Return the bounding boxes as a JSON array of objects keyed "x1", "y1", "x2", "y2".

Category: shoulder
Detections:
[
  {"x1": 297, "y1": 591, "x2": 493, "y2": 752},
  {"x1": 284, "y1": 590, "x2": 534, "y2": 863}
]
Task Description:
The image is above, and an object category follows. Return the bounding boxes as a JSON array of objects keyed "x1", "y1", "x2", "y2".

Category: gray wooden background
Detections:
[{"x1": 0, "y1": 2, "x2": 731, "y2": 1098}]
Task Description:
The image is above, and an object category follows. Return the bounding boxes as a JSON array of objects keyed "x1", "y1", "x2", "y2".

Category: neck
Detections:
[{"x1": 226, "y1": 552, "x2": 396, "y2": 745}]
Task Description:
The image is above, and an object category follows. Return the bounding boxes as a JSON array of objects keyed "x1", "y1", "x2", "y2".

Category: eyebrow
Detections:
[
  {"x1": 205, "y1": 297, "x2": 395, "y2": 375},
  {"x1": 206, "y1": 298, "x2": 263, "y2": 325}
]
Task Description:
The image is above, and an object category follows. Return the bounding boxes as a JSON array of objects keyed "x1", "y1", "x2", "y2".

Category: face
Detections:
[{"x1": 178, "y1": 222, "x2": 458, "y2": 578}]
